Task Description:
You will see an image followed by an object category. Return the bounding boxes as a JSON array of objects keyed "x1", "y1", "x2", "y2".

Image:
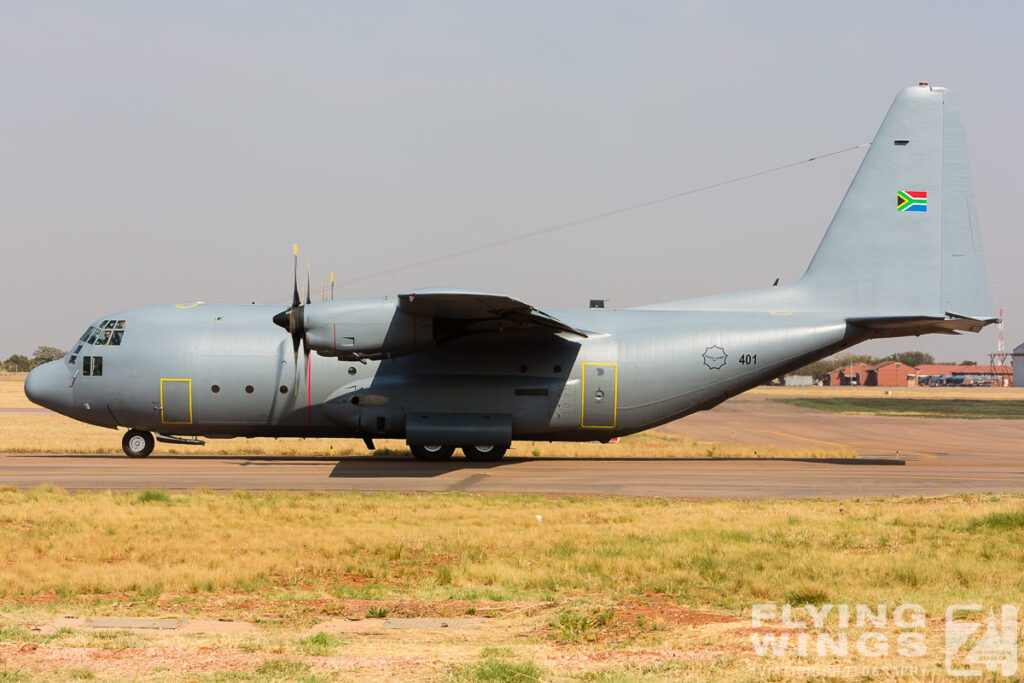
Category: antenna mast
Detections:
[{"x1": 989, "y1": 308, "x2": 1009, "y2": 366}]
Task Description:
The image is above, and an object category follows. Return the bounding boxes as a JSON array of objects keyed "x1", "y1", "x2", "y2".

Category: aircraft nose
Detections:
[{"x1": 24, "y1": 360, "x2": 72, "y2": 414}]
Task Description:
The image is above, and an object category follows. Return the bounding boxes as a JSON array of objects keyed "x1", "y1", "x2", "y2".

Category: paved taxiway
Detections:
[{"x1": 3, "y1": 395, "x2": 1023, "y2": 498}]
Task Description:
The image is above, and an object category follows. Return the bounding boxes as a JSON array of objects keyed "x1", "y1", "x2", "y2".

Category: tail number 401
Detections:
[{"x1": 738, "y1": 354, "x2": 758, "y2": 365}]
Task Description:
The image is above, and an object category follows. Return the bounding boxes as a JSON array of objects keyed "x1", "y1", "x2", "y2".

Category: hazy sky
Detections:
[{"x1": 2, "y1": 1, "x2": 1021, "y2": 363}]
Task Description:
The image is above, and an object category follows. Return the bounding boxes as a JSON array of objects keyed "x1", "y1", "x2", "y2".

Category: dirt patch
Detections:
[{"x1": 616, "y1": 600, "x2": 741, "y2": 628}]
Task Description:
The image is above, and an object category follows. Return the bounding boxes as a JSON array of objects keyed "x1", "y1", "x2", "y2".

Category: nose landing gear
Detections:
[{"x1": 122, "y1": 429, "x2": 154, "y2": 458}]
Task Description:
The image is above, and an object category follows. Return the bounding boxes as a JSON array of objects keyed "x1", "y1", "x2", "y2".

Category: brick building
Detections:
[
  {"x1": 869, "y1": 361, "x2": 918, "y2": 387},
  {"x1": 823, "y1": 362, "x2": 872, "y2": 386},
  {"x1": 823, "y1": 361, "x2": 1010, "y2": 387}
]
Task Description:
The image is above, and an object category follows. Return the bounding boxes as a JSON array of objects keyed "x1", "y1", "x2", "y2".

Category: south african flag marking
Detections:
[{"x1": 897, "y1": 190, "x2": 927, "y2": 212}]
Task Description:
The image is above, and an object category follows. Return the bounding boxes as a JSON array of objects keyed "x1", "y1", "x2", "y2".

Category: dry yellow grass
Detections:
[
  {"x1": 1, "y1": 374, "x2": 854, "y2": 458},
  {"x1": 0, "y1": 487, "x2": 1021, "y2": 615}
]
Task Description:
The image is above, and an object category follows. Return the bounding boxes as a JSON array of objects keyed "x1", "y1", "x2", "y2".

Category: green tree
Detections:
[
  {"x1": 889, "y1": 351, "x2": 935, "y2": 367},
  {"x1": 3, "y1": 354, "x2": 31, "y2": 372},
  {"x1": 960, "y1": 360, "x2": 977, "y2": 366},
  {"x1": 30, "y1": 346, "x2": 65, "y2": 367}
]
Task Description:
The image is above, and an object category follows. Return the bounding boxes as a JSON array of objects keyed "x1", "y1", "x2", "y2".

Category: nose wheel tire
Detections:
[
  {"x1": 409, "y1": 444, "x2": 455, "y2": 461},
  {"x1": 462, "y1": 445, "x2": 508, "y2": 462},
  {"x1": 122, "y1": 430, "x2": 154, "y2": 458}
]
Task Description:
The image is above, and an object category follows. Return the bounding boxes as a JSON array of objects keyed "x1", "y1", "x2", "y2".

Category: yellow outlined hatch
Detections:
[
  {"x1": 581, "y1": 362, "x2": 617, "y2": 428},
  {"x1": 160, "y1": 378, "x2": 193, "y2": 425}
]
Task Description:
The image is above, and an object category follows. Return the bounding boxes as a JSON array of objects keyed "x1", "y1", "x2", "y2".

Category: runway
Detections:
[
  {"x1": 2, "y1": 394, "x2": 1022, "y2": 498},
  {"x1": 2, "y1": 451, "x2": 1024, "y2": 498}
]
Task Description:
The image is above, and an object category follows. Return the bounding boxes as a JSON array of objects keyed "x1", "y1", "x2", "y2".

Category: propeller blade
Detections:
[
  {"x1": 304, "y1": 343, "x2": 312, "y2": 422},
  {"x1": 292, "y1": 243, "x2": 300, "y2": 308},
  {"x1": 330, "y1": 272, "x2": 335, "y2": 301},
  {"x1": 305, "y1": 262, "x2": 311, "y2": 306},
  {"x1": 270, "y1": 243, "x2": 307, "y2": 395}
]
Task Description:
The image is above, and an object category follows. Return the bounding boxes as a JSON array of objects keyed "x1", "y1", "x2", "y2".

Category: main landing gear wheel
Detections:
[
  {"x1": 122, "y1": 429, "x2": 154, "y2": 458},
  {"x1": 462, "y1": 445, "x2": 508, "y2": 462},
  {"x1": 409, "y1": 444, "x2": 455, "y2": 461}
]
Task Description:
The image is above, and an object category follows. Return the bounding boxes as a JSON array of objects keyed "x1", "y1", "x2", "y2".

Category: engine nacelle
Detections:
[{"x1": 302, "y1": 298, "x2": 434, "y2": 360}]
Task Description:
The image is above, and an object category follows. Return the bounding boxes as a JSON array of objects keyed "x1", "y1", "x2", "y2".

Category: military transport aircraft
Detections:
[{"x1": 25, "y1": 85, "x2": 994, "y2": 460}]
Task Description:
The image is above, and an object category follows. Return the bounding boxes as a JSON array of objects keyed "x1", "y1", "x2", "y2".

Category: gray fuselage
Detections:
[{"x1": 34, "y1": 300, "x2": 862, "y2": 443}]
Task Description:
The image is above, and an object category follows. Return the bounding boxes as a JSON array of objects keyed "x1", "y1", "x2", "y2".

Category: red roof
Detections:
[
  {"x1": 872, "y1": 360, "x2": 916, "y2": 370},
  {"x1": 916, "y1": 364, "x2": 1011, "y2": 376}
]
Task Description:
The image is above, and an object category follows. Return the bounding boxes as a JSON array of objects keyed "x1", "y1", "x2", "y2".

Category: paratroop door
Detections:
[
  {"x1": 160, "y1": 378, "x2": 192, "y2": 425},
  {"x1": 581, "y1": 363, "x2": 616, "y2": 428}
]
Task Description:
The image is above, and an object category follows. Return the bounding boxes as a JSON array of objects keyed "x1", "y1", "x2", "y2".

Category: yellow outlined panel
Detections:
[
  {"x1": 160, "y1": 378, "x2": 193, "y2": 425},
  {"x1": 581, "y1": 362, "x2": 617, "y2": 428}
]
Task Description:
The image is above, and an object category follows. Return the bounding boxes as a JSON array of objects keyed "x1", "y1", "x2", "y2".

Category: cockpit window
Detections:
[
  {"x1": 68, "y1": 344, "x2": 82, "y2": 365},
  {"x1": 79, "y1": 321, "x2": 126, "y2": 346}
]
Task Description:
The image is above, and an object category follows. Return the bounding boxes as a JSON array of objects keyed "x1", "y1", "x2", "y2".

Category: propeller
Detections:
[{"x1": 272, "y1": 244, "x2": 311, "y2": 396}]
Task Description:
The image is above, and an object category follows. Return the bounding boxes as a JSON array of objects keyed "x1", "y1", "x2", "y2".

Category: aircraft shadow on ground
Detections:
[
  {"x1": 11, "y1": 454, "x2": 905, "y2": 480},
  {"x1": 326, "y1": 455, "x2": 905, "y2": 479}
]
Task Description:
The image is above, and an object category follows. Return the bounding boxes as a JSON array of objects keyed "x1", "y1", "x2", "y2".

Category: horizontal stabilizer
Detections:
[{"x1": 848, "y1": 313, "x2": 998, "y2": 338}]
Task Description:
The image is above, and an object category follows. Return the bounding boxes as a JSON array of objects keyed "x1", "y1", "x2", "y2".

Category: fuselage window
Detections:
[{"x1": 81, "y1": 356, "x2": 103, "y2": 376}]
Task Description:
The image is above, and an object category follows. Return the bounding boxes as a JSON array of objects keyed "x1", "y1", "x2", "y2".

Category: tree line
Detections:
[{"x1": 2, "y1": 347, "x2": 67, "y2": 372}]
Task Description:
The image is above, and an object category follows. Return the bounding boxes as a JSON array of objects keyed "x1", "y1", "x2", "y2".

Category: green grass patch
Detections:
[
  {"x1": 550, "y1": 606, "x2": 615, "y2": 643},
  {"x1": 134, "y1": 488, "x2": 172, "y2": 504},
  {"x1": 293, "y1": 631, "x2": 342, "y2": 656},
  {"x1": 448, "y1": 656, "x2": 546, "y2": 682},
  {"x1": 966, "y1": 508, "x2": 1024, "y2": 530},
  {"x1": 776, "y1": 397, "x2": 1024, "y2": 419},
  {"x1": 365, "y1": 605, "x2": 388, "y2": 619}
]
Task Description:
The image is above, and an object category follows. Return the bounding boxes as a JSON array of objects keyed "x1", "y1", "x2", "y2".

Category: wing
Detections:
[{"x1": 396, "y1": 288, "x2": 588, "y2": 339}]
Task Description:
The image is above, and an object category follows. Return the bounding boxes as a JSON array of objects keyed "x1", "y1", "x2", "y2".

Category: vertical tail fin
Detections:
[{"x1": 802, "y1": 84, "x2": 992, "y2": 319}]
